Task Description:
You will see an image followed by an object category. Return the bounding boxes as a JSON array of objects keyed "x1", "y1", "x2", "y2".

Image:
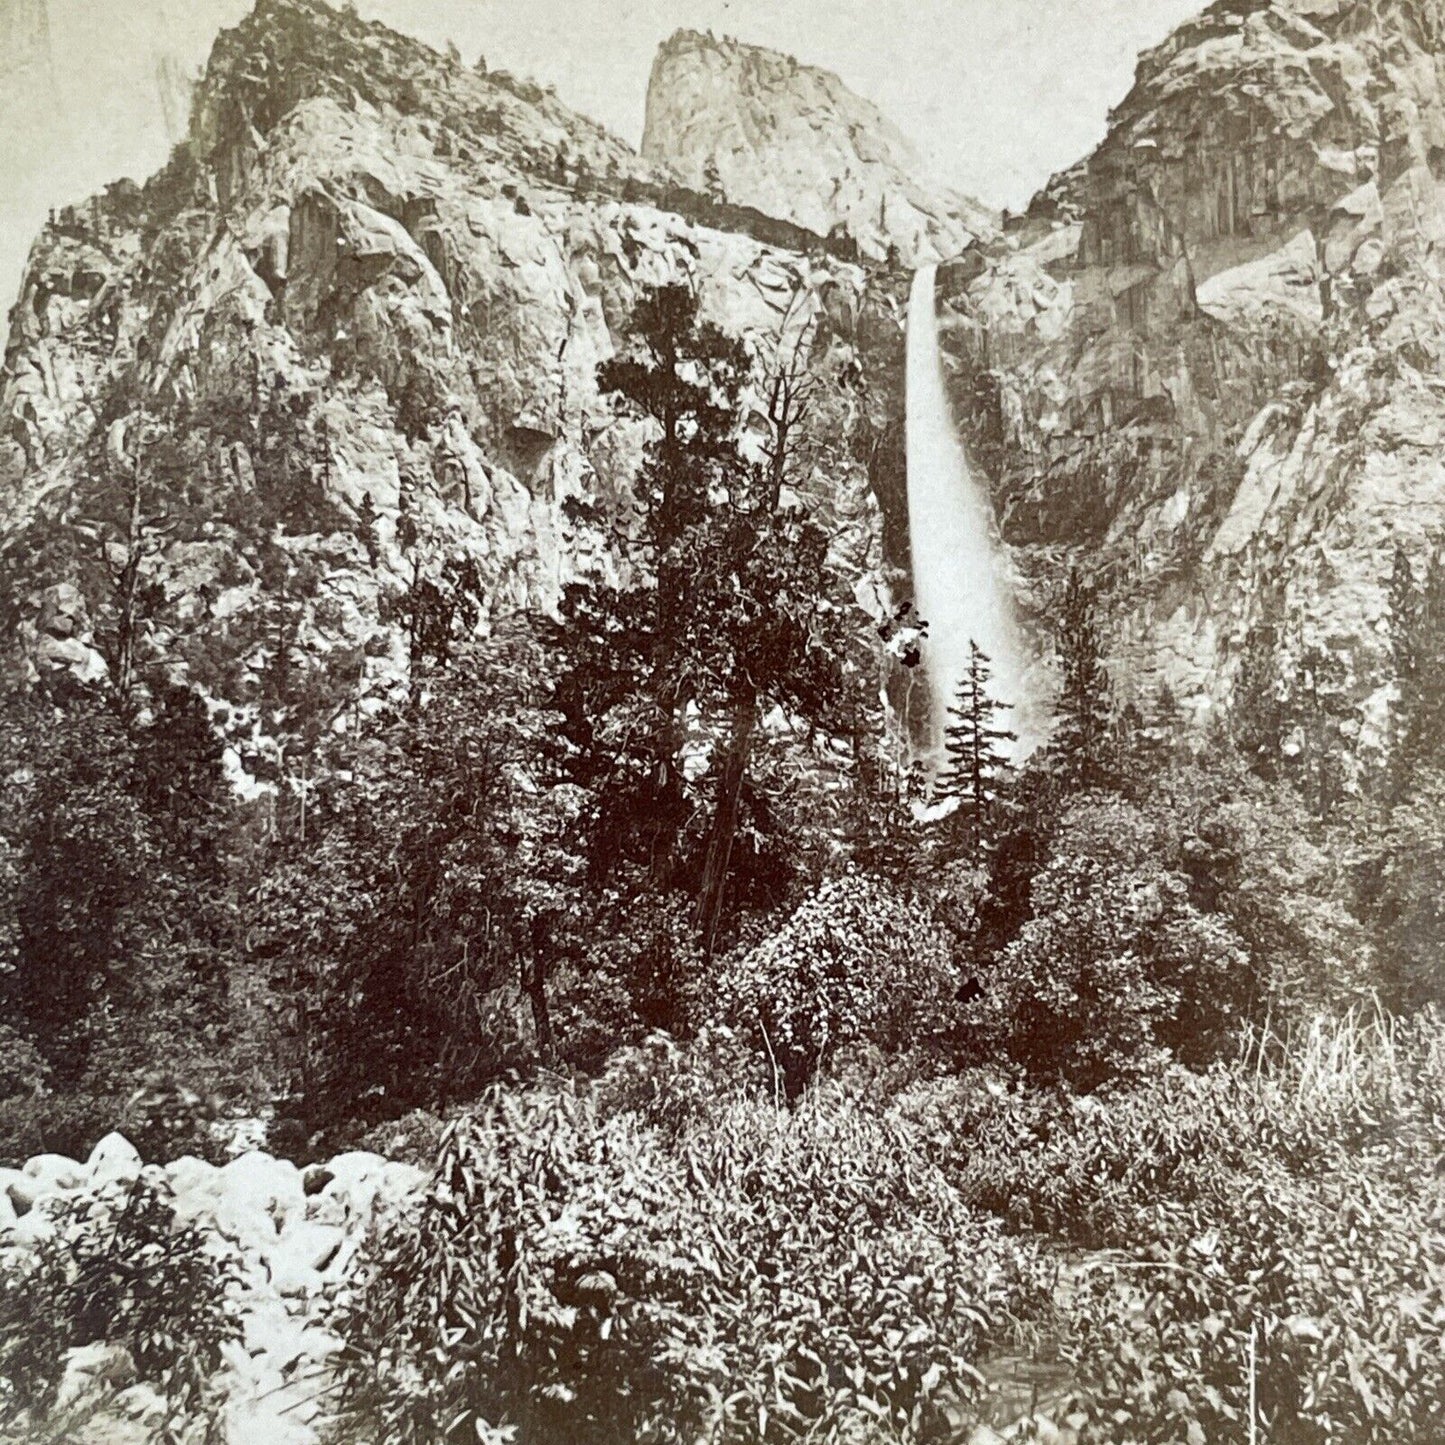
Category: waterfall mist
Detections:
[{"x1": 905, "y1": 263, "x2": 1030, "y2": 755}]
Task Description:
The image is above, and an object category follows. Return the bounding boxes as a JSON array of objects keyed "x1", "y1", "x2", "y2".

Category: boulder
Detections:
[
  {"x1": 23, "y1": 1151, "x2": 84, "y2": 1190},
  {"x1": 9, "y1": 1208, "x2": 57, "y2": 1249},
  {"x1": 53, "y1": 1341, "x2": 136, "y2": 1415},
  {"x1": 0, "y1": 1166, "x2": 36, "y2": 1216},
  {"x1": 165, "y1": 1154, "x2": 224, "y2": 1227},
  {"x1": 220, "y1": 1152, "x2": 304, "y2": 1212},
  {"x1": 87, "y1": 1132, "x2": 143, "y2": 1186},
  {"x1": 271, "y1": 1218, "x2": 345, "y2": 1279}
]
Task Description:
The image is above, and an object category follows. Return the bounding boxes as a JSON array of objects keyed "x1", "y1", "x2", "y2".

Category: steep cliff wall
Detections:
[
  {"x1": 0, "y1": 0, "x2": 904, "y2": 780},
  {"x1": 927, "y1": 0, "x2": 1445, "y2": 764},
  {"x1": 10, "y1": 0, "x2": 1440, "y2": 785}
]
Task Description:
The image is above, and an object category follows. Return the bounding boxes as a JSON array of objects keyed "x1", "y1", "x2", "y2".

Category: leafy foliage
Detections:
[
  {"x1": 976, "y1": 795, "x2": 1246, "y2": 1089},
  {"x1": 0, "y1": 1176, "x2": 240, "y2": 1434},
  {"x1": 251, "y1": 625, "x2": 581, "y2": 1125},
  {"x1": 332, "y1": 1077, "x2": 1049, "y2": 1445},
  {"x1": 1061, "y1": 1018, "x2": 1445, "y2": 1444},
  {"x1": 713, "y1": 874, "x2": 959, "y2": 1097},
  {"x1": 0, "y1": 682, "x2": 237, "y2": 1142}
]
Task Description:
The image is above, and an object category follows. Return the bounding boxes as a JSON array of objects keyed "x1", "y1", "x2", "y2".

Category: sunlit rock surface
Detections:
[
  {"x1": 0, "y1": 0, "x2": 901, "y2": 786},
  {"x1": 0, "y1": 1133, "x2": 424, "y2": 1445},
  {"x1": 641, "y1": 28, "x2": 996, "y2": 266},
  {"x1": 7, "y1": 0, "x2": 1445, "y2": 781},
  {"x1": 930, "y1": 0, "x2": 1445, "y2": 756}
]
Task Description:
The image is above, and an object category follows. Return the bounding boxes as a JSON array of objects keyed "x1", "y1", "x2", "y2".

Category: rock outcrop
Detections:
[
  {"x1": 0, "y1": 0, "x2": 904, "y2": 785},
  {"x1": 6, "y1": 0, "x2": 1443, "y2": 786},
  {"x1": 642, "y1": 29, "x2": 996, "y2": 266}
]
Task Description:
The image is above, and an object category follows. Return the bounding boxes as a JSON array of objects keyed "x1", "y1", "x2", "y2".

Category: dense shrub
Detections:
[
  {"x1": 332, "y1": 1078, "x2": 1049, "y2": 1445},
  {"x1": 885, "y1": 1014, "x2": 1445, "y2": 1442},
  {"x1": 1372, "y1": 767, "x2": 1445, "y2": 1009},
  {"x1": 0, "y1": 1176, "x2": 240, "y2": 1435},
  {"x1": 593, "y1": 1025, "x2": 769, "y2": 1139},
  {"x1": 0, "y1": 1082, "x2": 226, "y2": 1170},
  {"x1": 978, "y1": 796, "x2": 1249, "y2": 1089},
  {"x1": 898, "y1": 1011, "x2": 1442, "y2": 1249},
  {"x1": 713, "y1": 873, "x2": 959, "y2": 1097}
]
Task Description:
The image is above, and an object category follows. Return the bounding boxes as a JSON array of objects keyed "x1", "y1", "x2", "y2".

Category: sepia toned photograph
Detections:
[{"x1": 0, "y1": 0, "x2": 1441, "y2": 1440}]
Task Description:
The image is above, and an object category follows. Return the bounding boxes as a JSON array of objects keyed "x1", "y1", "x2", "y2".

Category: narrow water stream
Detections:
[{"x1": 905, "y1": 264, "x2": 1029, "y2": 753}]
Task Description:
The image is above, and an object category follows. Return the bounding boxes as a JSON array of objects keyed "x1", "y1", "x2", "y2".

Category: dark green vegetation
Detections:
[
  {"x1": 3, "y1": 287, "x2": 1444, "y2": 1442},
  {"x1": 0, "y1": 1176, "x2": 240, "y2": 1437}
]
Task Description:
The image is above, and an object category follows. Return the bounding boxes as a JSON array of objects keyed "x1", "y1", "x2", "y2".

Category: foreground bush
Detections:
[
  {"x1": 0, "y1": 1176, "x2": 240, "y2": 1436},
  {"x1": 332, "y1": 1079, "x2": 1049, "y2": 1444},
  {"x1": 978, "y1": 796, "x2": 1251, "y2": 1090},
  {"x1": 713, "y1": 874, "x2": 959, "y2": 1098},
  {"x1": 888, "y1": 1011, "x2": 1445, "y2": 1442},
  {"x1": 898, "y1": 1010, "x2": 1444, "y2": 1249},
  {"x1": 1061, "y1": 1014, "x2": 1445, "y2": 1444},
  {"x1": 1066, "y1": 1161, "x2": 1445, "y2": 1444}
]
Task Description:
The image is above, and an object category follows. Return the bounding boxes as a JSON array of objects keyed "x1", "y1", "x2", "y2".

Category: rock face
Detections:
[
  {"x1": 0, "y1": 0, "x2": 904, "y2": 783},
  {"x1": 642, "y1": 29, "x2": 996, "y2": 266},
  {"x1": 925, "y1": 0, "x2": 1445, "y2": 766}
]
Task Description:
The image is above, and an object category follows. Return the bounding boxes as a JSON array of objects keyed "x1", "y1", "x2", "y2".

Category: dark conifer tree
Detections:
[
  {"x1": 1120, "y1": 682, "x2": 1184, "y2": 777},
  {"x1": 1232, "y1": 620, "x2": 1286, "y2": 780},
  {"x1": 936, "y1": 640, "x2": 1016, "y2": 863},
  {"x1": 1387, "y1": 544, "x2": 1423, "y2": 795},
  {"x1": 1402, "y1": 548, "x2": 1445, "y2": 769},
  {"x1": 1049, "y1": 570, "x2": 1115, "y2": 791},
  {"x1": 561, "y1": 284, "x2": 852, "y2": 955}
]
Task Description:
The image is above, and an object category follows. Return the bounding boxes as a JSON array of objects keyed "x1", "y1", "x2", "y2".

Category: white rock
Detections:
[
  {"x1": 112, "y1": 1381, "x2": 168, "y2": 1429},
  {"x1": 269, "y1": 1220, "x2": 345, "y2": 1297},
  {"x1": 10, "y1": 1209, "x2": 56, "y2": 1249},
  {"x1": 54, "y1": 1341, "x2": 135, "y2": 1414},
  {"x1": 87, "y1": 1132, "x2": 142, "y2": 1185},
  {"x1": 23, "y1": 1152, "x2": 84, "y2": 1190},
  {"x1": 219, "y1": 1151, "x2": 304, "y2": 1234},
  {"x1": 165, "y1": 1154, "x2": 224, "y2": 1230}
]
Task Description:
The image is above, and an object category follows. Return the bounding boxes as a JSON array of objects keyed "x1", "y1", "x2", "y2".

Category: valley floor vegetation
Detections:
[{"x1": 3, "y1": 286, "x2": 1445, "y2": 1442}]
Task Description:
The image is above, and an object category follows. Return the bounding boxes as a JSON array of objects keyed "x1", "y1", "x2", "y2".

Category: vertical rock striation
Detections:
[
  {"x1": 0, "y1": 0, "x2": 902, "y2": 784},
  {"x1": 928, "y1": 0, "x2": 1445, "y2": 770}
]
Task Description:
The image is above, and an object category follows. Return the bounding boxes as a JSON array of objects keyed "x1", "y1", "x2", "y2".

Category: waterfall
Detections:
[{"x1": 905, "y1": 263, "x2": 1028, "y2": 754}]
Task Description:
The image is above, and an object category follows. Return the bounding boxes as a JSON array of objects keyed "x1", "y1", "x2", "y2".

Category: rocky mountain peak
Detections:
[{"x1": 641, "y1": 27, "x2": 995, "y2": 265}]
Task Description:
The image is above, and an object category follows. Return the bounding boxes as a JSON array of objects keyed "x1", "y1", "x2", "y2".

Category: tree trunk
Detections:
[
  {"x1": 695, "y1": 684, "x2": 757, "y2": 957},
  {"x1": 523, "y1": 922, "x2": 555, "y2": 1064}
]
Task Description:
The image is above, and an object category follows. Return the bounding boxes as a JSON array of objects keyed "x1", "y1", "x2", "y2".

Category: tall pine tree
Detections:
[
  {"x1": 936, "y1": 640, "x2": 1016, "y2": 863},
  {"x1": 1050, "y1": 570, "x2": 1115, "y2": 791}
]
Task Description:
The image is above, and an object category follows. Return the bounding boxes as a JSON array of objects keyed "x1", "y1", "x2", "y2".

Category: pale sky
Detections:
[{"x1": 0, "y1": 0, "x2": 1204, "y2": 306}]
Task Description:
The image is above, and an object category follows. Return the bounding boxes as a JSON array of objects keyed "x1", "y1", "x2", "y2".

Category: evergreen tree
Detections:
[
  {"x1": 561, "y1": 284, "x2": 852, "y2": 954},
  {"x1": 1049, "y1": 571, "x2": 1114, "y2": 791},
  {"x1": 1398, "y1": 547, "x2": 1445, "y2": 770},
  {"x1": 1386, "y1": 546, "x2": 1424, "y2": 799},
  {"x1": 936, "y1": 640, "x2": 1016, "y2": 862},
  {"x1": 1280, "y1": 643, "x2": 1356, "y2": 818},
  {"x1": 1232, "y1": 620, "x2": 1286, "y2": 780},
  {"x1": 1120, "y1": 682, "x2": 1185, "y2": 778}
]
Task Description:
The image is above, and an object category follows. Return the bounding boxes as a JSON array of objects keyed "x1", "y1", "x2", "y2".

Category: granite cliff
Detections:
[
  {"x1": 930, "y1": 0, "x2": 1445, "y2": 768},
  {"x1": 7, "y1": 0, "x2": 1444, "y2": 783},
  {"x1": 0, "y1": 0, "x2": 910, "y2": 782},
  {"x1": 642, "y1": 28, "x2": 996, "y2": 266}
]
